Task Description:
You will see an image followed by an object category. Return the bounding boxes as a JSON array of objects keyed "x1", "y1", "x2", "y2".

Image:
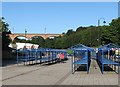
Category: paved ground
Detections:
[{"x1": 1, "y1": 57, "x2": 118, "y2": 85}]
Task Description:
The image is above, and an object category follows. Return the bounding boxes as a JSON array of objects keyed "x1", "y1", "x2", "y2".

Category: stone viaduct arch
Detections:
[{"x1": 8, "y1": 33, "x2": 63, "y2": 41}]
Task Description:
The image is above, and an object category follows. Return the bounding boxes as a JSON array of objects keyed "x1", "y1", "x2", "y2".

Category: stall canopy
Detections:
[
  {"x1": 99, "y1": 43, "x2": 120, "y2": 51},
  {"x1": 69, "y1": 44, "x2": 94, "y2": 52}
]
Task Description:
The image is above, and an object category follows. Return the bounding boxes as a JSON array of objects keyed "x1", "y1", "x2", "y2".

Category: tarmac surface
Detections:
[{"x1": 1, "y1": 57, "x2": 118, "y2": 85}]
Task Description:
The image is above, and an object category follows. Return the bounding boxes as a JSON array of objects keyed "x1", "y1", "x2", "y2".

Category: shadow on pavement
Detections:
[{"x1": 2, "y1": 59, "x2": 17, "y2": 67}]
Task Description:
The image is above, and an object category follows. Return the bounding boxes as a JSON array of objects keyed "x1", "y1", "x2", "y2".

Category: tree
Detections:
[
  {"x1": 109, "y1": 17, "x2": 120, "y2": 45},
  {"x1": 31, "y1": 36, "x2": 45, "y2": 48},
  {"x1": 101, "y1": 17, "x2": 120, "y2": 45},
  {"x1": 47, "y1": 17, "x2": 120, "y2": 48},
  {"x1": 14, "y1": 36, "x2": 26, "y2": 43},
  {"x1": 66, "y1": 29, "x2": 75, "y2": 36},
  {"x1": 0, "y1": 17, "x2": 9, "y2": 32},
  {"x1": 76, "y1": 26, "x2": 87, "y2": 32},
  {"x1": 44, "y1": 38, "x2": 54, "y2": 48},
  {"x1": 0, "y1": 17, "x2": 12, "y2": 50}
]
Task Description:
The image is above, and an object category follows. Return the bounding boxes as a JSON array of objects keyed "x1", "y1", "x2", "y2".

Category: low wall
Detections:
[{"x1": 2, "y1": 50, "x2": 16, "y2": 60}]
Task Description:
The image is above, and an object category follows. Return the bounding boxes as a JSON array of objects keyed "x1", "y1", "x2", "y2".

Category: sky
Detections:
[{"x1": 2, "y1": 2, "x2": 118, "y2": 34}]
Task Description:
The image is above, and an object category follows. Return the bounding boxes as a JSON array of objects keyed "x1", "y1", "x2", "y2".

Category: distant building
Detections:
[
  {"x1": 9, "y1": 42, "x2": 39, "y2": 49},
  {"x1": 49, "y1": 36, "x2": 55, "y2": 39}
]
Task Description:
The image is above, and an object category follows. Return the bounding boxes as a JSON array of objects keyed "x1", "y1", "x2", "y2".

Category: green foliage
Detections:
[
  {"x1": 0, "y1": 17, "x2": 12, "y2": 50},
  {"x1": 101, "y1": 17, "x2": 120, "y2": 45},
  {"x1": 31, "y1": 36, "x2": 45, "y2": 47},
  {"x1": 44, "y1": 38, "x2": 54, "y2": 48},
  {"x1": 67, "y1": 50, "x2": 74, "y2": 55},
  {"x1": 45, "y1": 17, "x2": 120, "y2": 48},
  {"x1": 1, "y1": 17, "x2": 120, "y2": 49},
  {"x1": 0, "y1": 17, "x2": 9, "y2": 32},
  {"x1": 2, "y1": 32, "x2": 12, "y2": 49},
  {"x1": 14, "y1": 37, "x2": 26, "y2": 43},
  {"x1": 66, "y1": 29, "x2": 75, "y2": 36},
  {"x1": 14, "y1": 36, "x2": 45, "y2": 48}
]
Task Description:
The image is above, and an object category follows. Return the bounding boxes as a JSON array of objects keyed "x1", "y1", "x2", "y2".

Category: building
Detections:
[{"x1": 9, "y1": 42, "x2": 39, "y2": 49}]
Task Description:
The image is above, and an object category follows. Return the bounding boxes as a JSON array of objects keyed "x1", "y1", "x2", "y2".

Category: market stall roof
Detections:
[
  {"x1": 69, "y1": 44, "x2": 94, "y2": 51},
  {"x1": 99, "y1": 43, "x2": 120, "y2": 51}
]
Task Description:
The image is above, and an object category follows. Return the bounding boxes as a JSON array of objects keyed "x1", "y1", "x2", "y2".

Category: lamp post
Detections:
[
  {"x1": 12, "y1": 28, "x2": 14, "y2": 41},
  {"x1": 98, "y1": 18, "x2": 106, "y2": 46},
  {"x1": 25, "y1": 29, "x2": 27, "y2": 47},
  {"x1": 44, "y1": 27, "x2": 46, "y2": 39}
]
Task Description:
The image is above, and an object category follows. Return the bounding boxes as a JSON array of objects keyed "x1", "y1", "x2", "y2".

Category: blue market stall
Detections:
[
  {"x1": 70, "y1": 44, "x2": 94, "y2": 74},
  {"x1": 16, "y1": 48, "x2": 67, "y2": 65},
  {"x1": 97, "y1": 43, "x2": 120, "y2": 74},
  {"x1": 17, "y1": 49, "x2": 37, "y2": 65}
]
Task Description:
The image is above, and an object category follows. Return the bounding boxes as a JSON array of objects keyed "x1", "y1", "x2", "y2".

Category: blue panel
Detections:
[
  {"x1": 73, "y1": 59, "x2": 88, "y2": 64},
  {"x1": 102, "y1": 58, "x2": 119, "y2": 65}
]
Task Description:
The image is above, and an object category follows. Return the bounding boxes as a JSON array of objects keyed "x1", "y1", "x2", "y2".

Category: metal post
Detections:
[
  {"x1": 44, "y1": 28, "x2": 46, "y2": 39},
  {"x1": 98, "y1": 20, "x2": 100, "y2": 46},
  {"x1": 86, "y1": 50, "x2": 88, "y2": 74},
  {"x1": 98, "y1": 18, "x2": 106, "y2": 46},
  {"x1": 17, "y1": 50, "x2": 18, "y2": 66},
  {"x1": 25, "y1": 29, "x2": 27, "y2": 47},
  {"x1": 72, "y1": 52, "x2": 75, "y2": 74},
  {"x1": 102, "y1": 50, "x2": 104, "y2": 74},
  {"x1": 12, "y1": 28, "x2": 14, "y2": 41}
]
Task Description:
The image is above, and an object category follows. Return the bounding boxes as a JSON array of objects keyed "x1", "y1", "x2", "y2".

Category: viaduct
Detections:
[{"x1": 8, "y1": 33, "x2": 63, "y2": 41}]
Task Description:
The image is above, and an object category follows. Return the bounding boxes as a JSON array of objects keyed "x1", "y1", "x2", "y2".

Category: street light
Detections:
[
  {"x1": 12, "y1": 28, "x2": 14, "y2": 41},
  {"x1": 25, "y1": 29, "x2": 27, "y2": 47},
  {"x1": 98, "y1": 18, "x2": 106, "y2": 46}
]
